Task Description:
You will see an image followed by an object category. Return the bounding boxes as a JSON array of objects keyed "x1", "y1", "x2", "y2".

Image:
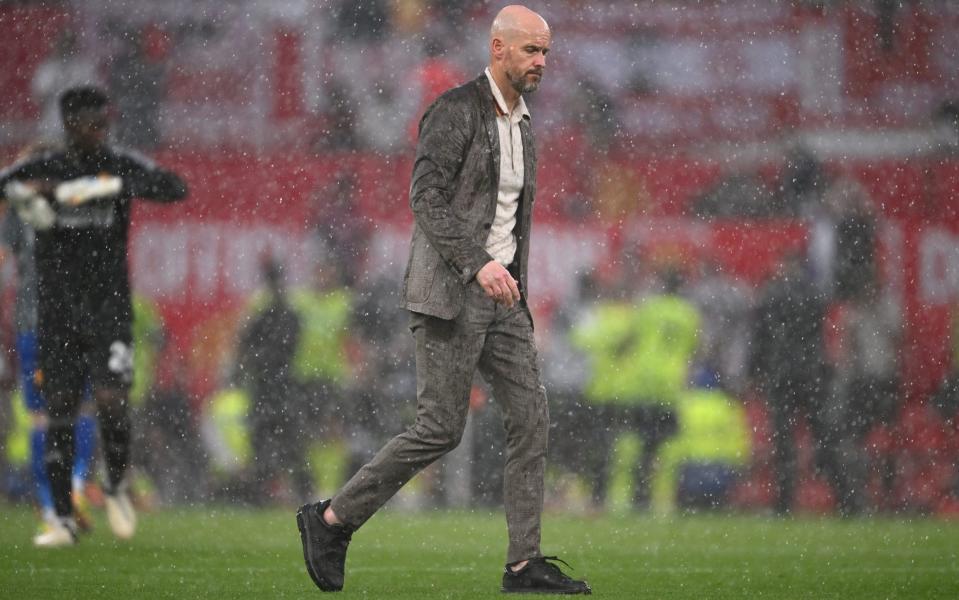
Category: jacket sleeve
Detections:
[
  {"x1": 409, "y1": 95, "x2": 493, "y2": 284},
  {"x1": 118, "y1": 152, "x2": 188, "y2": 202}
]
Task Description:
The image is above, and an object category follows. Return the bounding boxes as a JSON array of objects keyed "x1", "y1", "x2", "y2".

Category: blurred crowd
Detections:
[
  {"x1": 4, "y1": 156, "x2": 956, "y2": 518},
  {"x1": 8, "y1": 1, "x2": 958, "y2": 156}
]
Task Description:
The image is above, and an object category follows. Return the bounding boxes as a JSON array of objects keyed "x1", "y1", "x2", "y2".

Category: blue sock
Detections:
[
  {"x1": 73, "y1": 413, "x2": 96, "y2": 489},
  {"x1": 30, "y1": 426, "x2": 54, "y2": 515}
]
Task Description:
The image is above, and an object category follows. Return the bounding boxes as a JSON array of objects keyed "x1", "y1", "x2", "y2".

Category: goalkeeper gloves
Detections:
[
  {"x1": 54, "y1": 175, "x2": 122, "y2": 206},
  {"x1": 4, "y1": 181, "x2": 56, "y2": 231}
]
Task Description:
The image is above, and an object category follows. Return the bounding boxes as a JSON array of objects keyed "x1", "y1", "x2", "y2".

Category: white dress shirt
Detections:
[{"x1": 484, "y1": 67, "x2": 529, "y2": 267}]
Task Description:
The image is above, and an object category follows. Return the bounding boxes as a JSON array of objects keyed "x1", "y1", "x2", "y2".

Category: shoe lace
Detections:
[{"x1": 536, "y1": 556, "x2": 576, "y2": 581}]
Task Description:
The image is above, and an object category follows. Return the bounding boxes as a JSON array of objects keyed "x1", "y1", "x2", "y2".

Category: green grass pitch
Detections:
[{"x1": 1, "y1": 505, "x2": 957, "y2": 599}]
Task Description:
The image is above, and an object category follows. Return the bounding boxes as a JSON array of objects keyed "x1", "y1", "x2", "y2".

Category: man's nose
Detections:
[{"x1": 533, "y1": 53, "x2": 546, "y2": 68}]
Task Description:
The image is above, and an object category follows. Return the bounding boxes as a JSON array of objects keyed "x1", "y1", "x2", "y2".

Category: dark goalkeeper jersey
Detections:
[{"x1": 0, "y1": 145, "x2": 187, "y2": 311}]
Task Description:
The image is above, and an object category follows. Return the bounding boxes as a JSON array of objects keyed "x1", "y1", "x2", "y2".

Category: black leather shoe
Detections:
[
  {"x1": 502, "y1": 556, "x2": 591, "y2": 595},
  {"x1": 296, "y1": 499, "x2": 353, "y2": 591}
]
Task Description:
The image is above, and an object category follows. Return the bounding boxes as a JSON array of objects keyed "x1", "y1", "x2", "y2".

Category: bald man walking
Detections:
[{"x1": 296, "y1": 6, "x2": 590, "y2": 595}]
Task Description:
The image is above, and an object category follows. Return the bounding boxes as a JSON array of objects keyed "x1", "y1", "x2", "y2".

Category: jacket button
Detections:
[{"x1": 483, "y1": 222, "x2": 491, "y2": 229}]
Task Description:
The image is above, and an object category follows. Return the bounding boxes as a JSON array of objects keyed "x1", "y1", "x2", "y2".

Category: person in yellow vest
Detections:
[
  {"x1": 287, "y1": 259, "x2": 353, "y2": 438},
  {"x1": 199, "y1": 386, "x2": 254, "y2": 503},
  {"x1": 5, "y1": 391, "x2": 32, "y2": 500},
  {"x1": 573, "y1": 267, "x2": 700, "y2": 510},
  {"x1": 655, "y1": 367, "x2": 751, "y2": 512},
  {"x1": 130, "y1": 293, "x2": 163, "y2": 410}
]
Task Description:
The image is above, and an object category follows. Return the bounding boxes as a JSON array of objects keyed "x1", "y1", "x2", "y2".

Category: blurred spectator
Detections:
[
  {"x1": 141, "y1": 352, "x2": 206, "y2": 506},
  {"x1": 308, "y1": 171, "x2": 370, "y2": 287},
  {"x1": 929, "y1": 308, "x2": 959, "y2": 502},
  {"x1": 778, "y1": 144, "x2": 828, "y2": 216},
  {"x1": 3, "y1": 392, "x2": 30, "y2": 503},
  {"x1": 933, "y1": 360, "x2": 959, "y2": 435},
  {"x1": 107, "y1": 25, "x2": 167, "y2": 149},
  {"x1": 0, "y1": 251, "x2": 16, "y2": 499},
  {"x1": 200, "y1": 387, "x2": 254, "y2": 504},
  {"x1": 131, "y1": 294, "x2": 164, "y2": 411},
  {"x1": 236, "y1": 258, "x2": 305, "y2": 503},
  {"x1": 346, "y1": 273, "x2": 415, "y2": 479},
  {"x1": 311, "y1": 77, "x2": 358, "y2": 151},
  {"x1": 541, "y1": 273, "x2": 594, "y2": 485},
  {"x1": 327, "y1": 2, "x2": 422, "y2": 153},
  {"x1": 333, "y1": 0, "x2": 390, "y2": 41},
  {"x1": 659, "y1": 368, "x2": 751, "y2": 513},
  {"x1": 693, "y1": 172, "x2": 778, "y2": 219},
  {"x1": 31, "y1": 31, "x2": 99, "y2": 143},
  {"x1": 689, "y1": 259, "x2": 754, "y2": 395},
  {"x1": 287, "y1": 255, "x2": 354, "y2": 478},
  {"x1": 567, "y1": 77, "x2": 620, "y2": 153},
  {"x1": 829, "y1": 180, "x2": 878, "y2": 301},
  {"x1": 468, "y1": 384, "x2": 506, "y2": 508},
  {"x1": 932, "y1": 100, "x2": 959, "y2": 154},
  {"x1": 827, "y1": 278, "x2": 901, "y2": 513},
  {"x1": 572, "y1": 267, "x2": 700, "y2": 510},
  {"x1": 806, "y1": 177, "x2": 877, "y2": 301},
  {"x1": 129, "y1": 294, "x2": 166, "y2": 505},
  {"x1": 750, "y1": 252, "x2": 853, "y2": 515}
]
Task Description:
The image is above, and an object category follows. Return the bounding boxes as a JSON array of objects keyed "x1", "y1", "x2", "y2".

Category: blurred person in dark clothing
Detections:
[
  {"x1": 540, "y1": 273, "x2": 593, "y2": 488},
  {"x1": 333, "y1": 0, "x2": 390, "y2": 41},
  {"x1": 778, "y1": 145, "x2": 827, "y2": 216},
  {"x1": 346, "y1": 273, "x2": 415, "y2": 478},
  {"x1": 108, "y1": 26, "x2": 166, "y2": 150},
  {"x1": 830, "y1": 278, "x2": 901, "y2": 512},
  {"x1": 308, "y1": 172, "x2": 370, "y2": 287},
  {"x1": 832, "y1": 204, "x2": 877, "y2": 302},
  {"x1": 930, "y1": 310, "x2": 959, "y2": 501},
  {"x1": 141, "y1": 345, "x2": 206, "y2": 506},
  {"x1": 236, "y1": 258, "x2": 305, "y2": 504},
  {"x1": 807, "y1": 178, "x2": 878, "y2": 301},
  {"x1": 693, "y1": 172, "x2": 777, "y2": 219},
  {"x1": 750, "y1": 253, "x2": 852, "y2": 515},
  {"x1": 689, "y1": 259, "x2": 753, "y2": 396},
  {"x1": 0, "y1": 86, "x2": 187, "y2": 546}
]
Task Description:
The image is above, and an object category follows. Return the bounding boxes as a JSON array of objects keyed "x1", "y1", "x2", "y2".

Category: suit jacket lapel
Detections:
[
  {"x1": 520, "y1": 117, "x2": 536, "y2": 209},
  {"x1": 477, "y1": 75, "x2": 500, "y2": 189}
]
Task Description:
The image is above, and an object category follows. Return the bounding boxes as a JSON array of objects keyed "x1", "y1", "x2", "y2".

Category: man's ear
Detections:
[{"x1": 491, "y1": 37, "x2": 505, "y2": 60}]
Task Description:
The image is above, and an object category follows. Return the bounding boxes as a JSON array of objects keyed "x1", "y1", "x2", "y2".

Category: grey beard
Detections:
[{"x1": 508, "y1": 73, "x2": 540, "y2": 95}]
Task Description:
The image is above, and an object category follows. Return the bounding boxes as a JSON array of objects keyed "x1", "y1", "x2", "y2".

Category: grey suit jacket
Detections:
[{"x1": 402, "y1": 73, "x2": 537, "y2": 320}]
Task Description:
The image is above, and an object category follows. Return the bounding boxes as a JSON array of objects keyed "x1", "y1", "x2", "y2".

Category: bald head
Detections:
[
  {"x1": 490, "y1": 5, "x2": 550, "y2": 43},
  {"x1": 488, "y1": 5, "x2": 551, "y2": 101}
]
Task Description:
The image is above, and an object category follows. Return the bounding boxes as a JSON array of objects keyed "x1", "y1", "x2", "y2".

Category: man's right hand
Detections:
[{"x1": 476, "y1": 260, "x2": 521, "y2": 308}]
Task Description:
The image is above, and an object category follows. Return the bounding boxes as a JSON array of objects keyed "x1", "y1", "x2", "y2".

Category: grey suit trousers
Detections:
[{"x1": 330, "y1": 280, "x2": 549, "y2": 563}]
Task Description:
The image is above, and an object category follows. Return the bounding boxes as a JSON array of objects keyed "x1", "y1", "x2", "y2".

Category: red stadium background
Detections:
[{"x1": 1, "y1": 1, "x2": 958, "y2": 511}]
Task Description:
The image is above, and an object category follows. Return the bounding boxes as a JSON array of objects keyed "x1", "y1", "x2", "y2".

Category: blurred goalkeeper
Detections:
[{"x1": 0, "y1": 86, "x2": 187, "y2": 547}]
